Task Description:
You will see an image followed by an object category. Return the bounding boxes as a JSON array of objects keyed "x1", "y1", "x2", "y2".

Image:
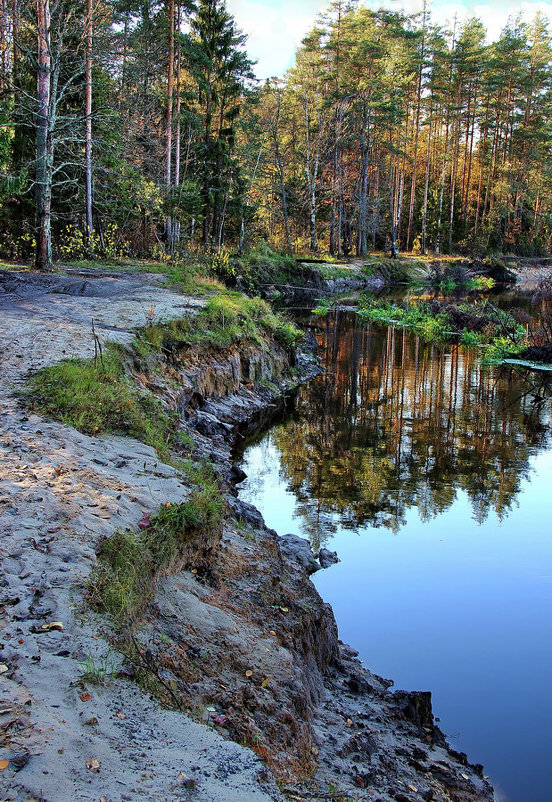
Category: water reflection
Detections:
[
  {"x1": 265, "y1": 311, "x2": 551, "y2": 548},
  {"x1": 238, "y1": 307, "x2": 552, "y2": 802}
]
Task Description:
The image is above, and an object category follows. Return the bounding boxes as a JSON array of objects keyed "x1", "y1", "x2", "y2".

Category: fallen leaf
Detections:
[
  {"x1": 116, "y1": 711, "x2": 126, "y2": 720},
  {"x1": 0, "y1": 666, "x2": 8, "y2": 675},
  {"x1": 279, "y1": 607, "x2": 289, "y2": 613},
  {"x1": 408, "y1": 785, "x2": 418, "y2": 793},
  {"x1": 0, "y1": 760, "x2": 9, "y2": 770},
  {"x1": 138, "y1": 514, "x2": 151, "y2": 530},
  {"x1": 461, "y1": 774, "x2": 470, "y2": 780},
  {"x1": 269, "y1": 630, "x2": 276, "y2": 636},
  {"x1": 245, "y1": 670, "x2": 253, "y2": 678},
  {"x1": 346, "y1": 718, "x2": 353, "y2": 727},
  {"x1": 86, "y1": 758, "x2": 100, "y2": 772},
  {"x1": 205, "y1": 706, "x2": 216, "y2": 712},
  {"x1": 191, "y1": 569, "x2": 198, "y2": 574},
  {"x1": 261, "y1": 677, "x2": 270, "y2": 689},
  {"x1": 83, "y1": 717, "x2": 98, "y2": 726},
  {"x1": 80, "y1": 692, "x2": 91, "y2": 703},
  {"x1": 41, "y1": 621, "x2": 64, "y2": 632}
]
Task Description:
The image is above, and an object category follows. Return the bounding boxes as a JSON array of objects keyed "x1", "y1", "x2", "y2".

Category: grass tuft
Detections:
[
  {"x1": 135, "y1": 291, "x2": 302, "y2": 355},
  {"x1": 25, "y1": 346, "x2": 178, "y2": 458},
  {"x1": 91, "y1": 486, "x2": 224, "y2": 626}
]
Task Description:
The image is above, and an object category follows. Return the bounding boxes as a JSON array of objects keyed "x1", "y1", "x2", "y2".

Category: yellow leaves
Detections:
[
  {"x1": 0, "y1": 665, "x2": 8, "y2": 675},
  {"x1": 261, "y1": 677, "x2": 270, "y2": 688},
  {"x1": 86, "y1": 758, "x2": 100, "y2": 772},
  {"x1": 116, "y1": 711, "x2": 126, "y2": 720},
  {"x1": 0, "y1": 760, "x2": 9, "y2": 770}
]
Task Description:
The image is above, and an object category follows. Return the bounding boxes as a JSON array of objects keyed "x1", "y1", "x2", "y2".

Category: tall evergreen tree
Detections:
[{"x1": 186, "y1": 0, "x2": 253, "y2": 246}]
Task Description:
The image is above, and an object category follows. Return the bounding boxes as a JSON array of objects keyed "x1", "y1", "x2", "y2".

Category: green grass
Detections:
[
  {"x1": 91, "y1": 486, "x2": 224, "y2": 626},
  {"x1": 26, "y1": 287, "x2": 301, "y2": 455},
  {"x1": 25, "y1": 347, "x2": 180, "y2": 458},
  {"x1": 0, "y1": 260, "x2": 30, "y2": 271},
  {"x1": 312, "y1": 299, "x2": 334, "y2": 316},
  {"x1": 358, "y1": 299, "x2": 452, "y2": 342},
  {"x1": 136, "y1": 291, "x2": 302, "y2": 355},
  {"x1": 358, "y1": 297, "x2": 527, "y2": 362},
  {"x1": 78, "y1": 652, "x2": 116, "y2": 685}
]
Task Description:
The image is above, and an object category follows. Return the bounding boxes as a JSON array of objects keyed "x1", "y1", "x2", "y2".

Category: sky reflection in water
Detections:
[{"x1": 238, "y1": 310, "x2": 552, "y2": 802}]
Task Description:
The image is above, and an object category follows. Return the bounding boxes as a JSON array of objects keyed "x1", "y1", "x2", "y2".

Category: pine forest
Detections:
[{"x1": 1, "y1": 0, "x2": 552, "y2": 269}]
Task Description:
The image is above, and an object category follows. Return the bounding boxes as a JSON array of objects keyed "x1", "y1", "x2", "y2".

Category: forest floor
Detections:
[{"x1": 0, "y1": 265, "x2": 494, "y2": 802}]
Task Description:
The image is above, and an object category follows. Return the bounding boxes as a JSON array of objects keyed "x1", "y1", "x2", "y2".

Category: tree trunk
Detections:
[
  {"x1": 36, "y1": 0, "x2": 53, "y2": 271},
  {"x1": 273, "y1": 92, "x2": 292, "y2": 252},
  {"x1": 421, "y1": 108, "x2": 432, "y2": 254},
  {"x1": 165, "y1": 0, "x2": 175, "y2": 249},
  {"x1": 358, "y1": 100, "x2": 370, "y2": 256},
  {"x1": 239, "y1": 140, "x2": 263, "y2": 251},
  {"x1": 173, "y1": 0, "x2": 181, "y2": 248},
  {"x1": 85, "y1": 0, "x2": 93, "y2": 254},
  {"x1": 304, "y1": 99, "x2": 320, "y2": 253},
  {"x1": 0, "y1": 0, "x2": 8, "y2": 87}
]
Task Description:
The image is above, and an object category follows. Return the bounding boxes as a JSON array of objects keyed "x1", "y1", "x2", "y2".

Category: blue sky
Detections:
[{"x1": 227, "y1": 0, "x2": 552, "y2": 79}]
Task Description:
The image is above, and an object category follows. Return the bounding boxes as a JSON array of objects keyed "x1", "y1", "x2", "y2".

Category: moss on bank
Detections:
[{"x1": 358, "y1": 297, "x2": 528, "y2": 362}]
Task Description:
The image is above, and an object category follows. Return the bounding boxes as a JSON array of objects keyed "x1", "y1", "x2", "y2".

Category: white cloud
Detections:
[
  {"x1": 227, "y1": 0, "x2": 328, "y2": 79},
  {"x1": 227, "y1": 0, "x2": 552, "y2": 80}
]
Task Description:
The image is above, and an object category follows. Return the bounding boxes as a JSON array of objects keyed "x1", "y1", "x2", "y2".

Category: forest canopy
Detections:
[{"x1": 1, "y1": 0, "x2": 552, "y2": 268}]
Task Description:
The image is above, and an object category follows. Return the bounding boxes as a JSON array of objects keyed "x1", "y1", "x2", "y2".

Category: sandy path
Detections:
[{"x1": 0, "y1": 269, "x2": 282, "y2": 801}]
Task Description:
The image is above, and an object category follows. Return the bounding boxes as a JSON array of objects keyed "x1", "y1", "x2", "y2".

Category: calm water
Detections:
[{"x1": 238, "y1": 305, "x2": 552, "y2": 802}]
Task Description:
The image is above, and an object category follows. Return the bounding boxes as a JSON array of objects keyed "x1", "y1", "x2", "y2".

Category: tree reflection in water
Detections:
[{"x1": 270, "y1": 310, "x2": 552, "y2": 550}]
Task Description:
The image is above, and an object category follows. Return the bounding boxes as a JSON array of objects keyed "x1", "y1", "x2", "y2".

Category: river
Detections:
[{"x1": 237, "y1": 291, "x2": 552, "y2": 802}]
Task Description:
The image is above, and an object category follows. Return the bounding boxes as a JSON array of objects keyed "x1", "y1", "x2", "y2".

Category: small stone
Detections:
[{"x1": 11, "y1": 751, "x2": 30, "y2": 771}]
